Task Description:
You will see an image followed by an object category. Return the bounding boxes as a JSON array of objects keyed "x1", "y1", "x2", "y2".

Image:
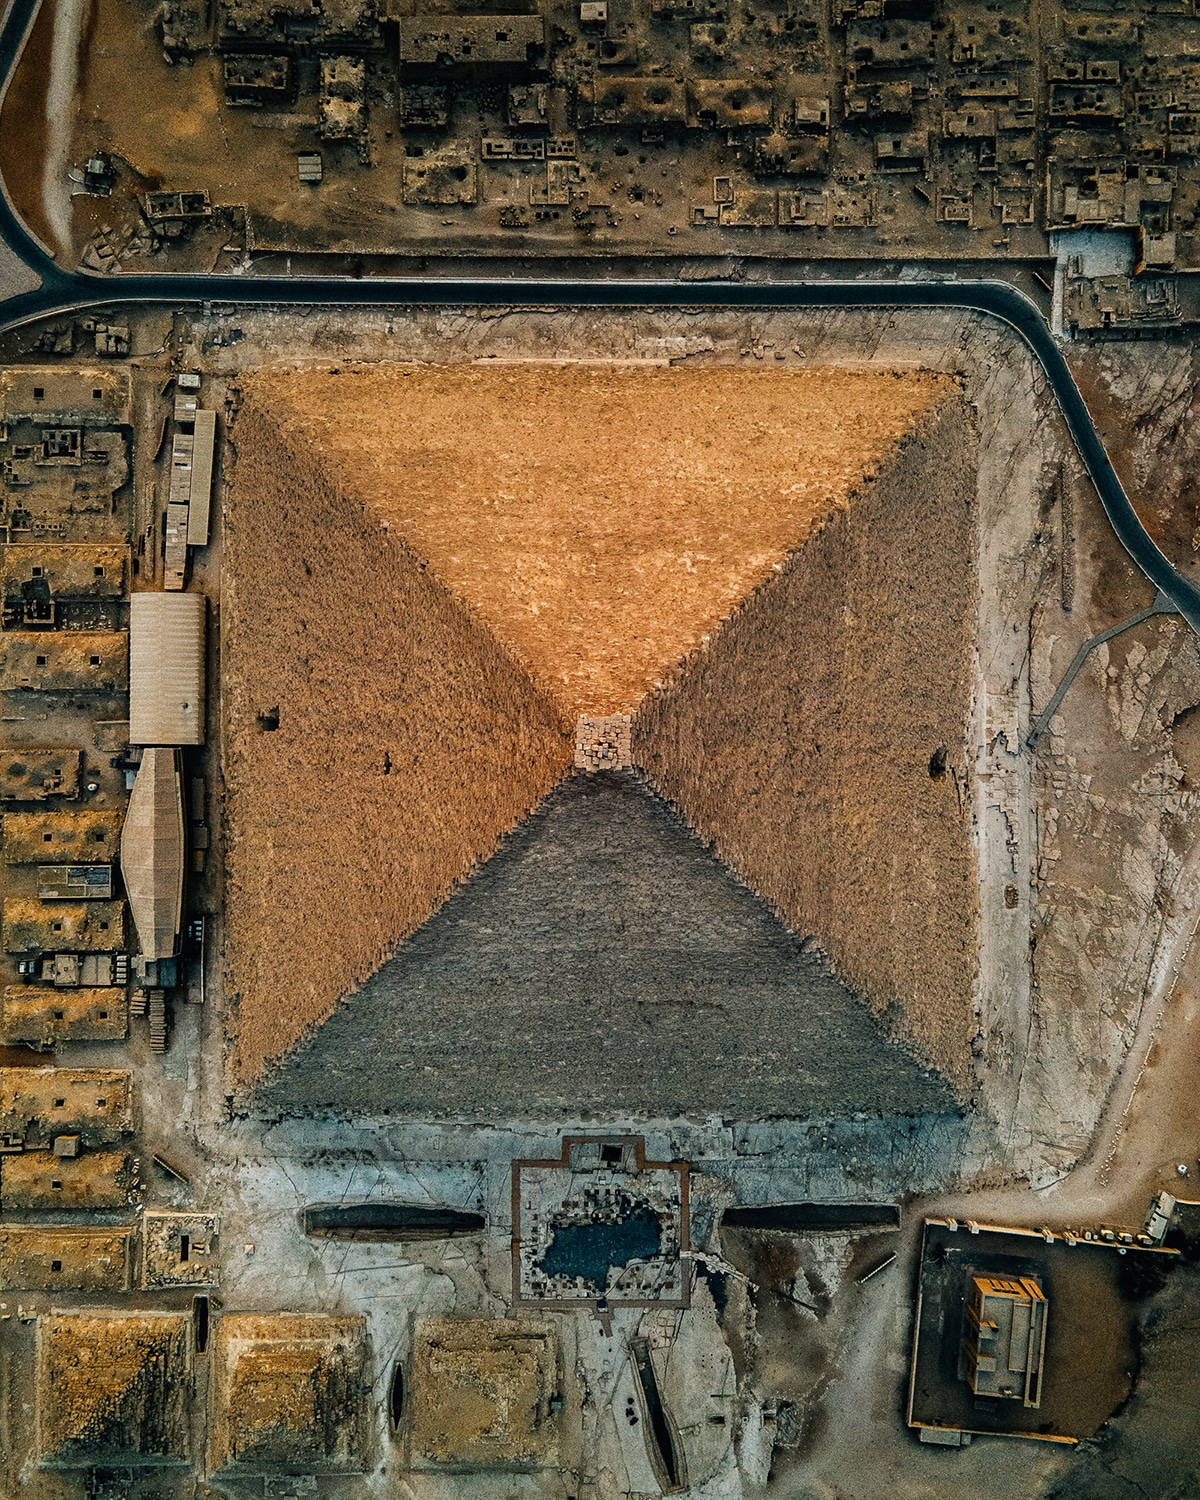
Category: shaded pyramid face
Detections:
[
  {"x1": 225, "y1": 364, "x2": 971, "y2": 1100},
  {"x1": 253, "y1": 363, "x2": 951, "y2": 720},
  {"x1": 259, "y1": 772, "x2": 954, "y2": 1120}
]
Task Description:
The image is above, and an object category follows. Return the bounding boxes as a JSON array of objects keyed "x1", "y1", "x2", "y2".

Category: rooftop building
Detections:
[{"x1": 963, "y1": 1274, "x2": 1048, "y2": 1409}]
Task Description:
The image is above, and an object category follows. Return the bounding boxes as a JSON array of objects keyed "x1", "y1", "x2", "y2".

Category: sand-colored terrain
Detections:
[
  {"x1": 634, "y1": 397, "x2": 979, "y2": 1084},
  {"x1": 223, "y1": 402, "x2": 572, "y2": 1084},
  {"x1": 254, "y1": 364, "x2": 951, "y2": 720}
]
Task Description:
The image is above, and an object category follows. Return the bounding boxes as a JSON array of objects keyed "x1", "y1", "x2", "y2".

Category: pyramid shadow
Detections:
[{"x1": 258, "y1": 772, "x2": 958, "y2": 1122}]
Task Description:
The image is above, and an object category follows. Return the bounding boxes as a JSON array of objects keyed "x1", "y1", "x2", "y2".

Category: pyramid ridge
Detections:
[
  {"x1": 223, "y1": 401, "x2": 573, "y2": 1085},
  {"x1": 248, "y1": 363, "x2": 953, "y2": 720},
  {"x1": 254, "y1": 769, "x2": 956, "y2": 1121}
]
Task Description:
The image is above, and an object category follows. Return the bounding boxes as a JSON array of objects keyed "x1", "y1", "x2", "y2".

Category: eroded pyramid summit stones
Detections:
[{"x1": 224, "y1": 364, "x2": 975, "y2": 1097}]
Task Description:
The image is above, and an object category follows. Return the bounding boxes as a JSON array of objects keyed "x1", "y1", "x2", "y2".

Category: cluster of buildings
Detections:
[
  {"x1": 130, "y1": 0, "x2": 1199, "y2": 329},
  {"x1": 908, "y1": 1213, "x2": 1181, "y2": 1447},
  {"x1": 0, "y1": 367, "x2": 210, "y2": 1036},
  {"x1": 0, "y1": 364, "x2": 225, "y2": 1487}
]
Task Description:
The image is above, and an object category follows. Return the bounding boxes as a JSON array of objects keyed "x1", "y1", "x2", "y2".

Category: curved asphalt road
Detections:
[{"x1": 2, "y1": 0, "x2": 1199, "y2": 635}]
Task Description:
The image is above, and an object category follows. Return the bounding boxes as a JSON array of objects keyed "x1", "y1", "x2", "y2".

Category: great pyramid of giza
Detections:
[{"x1": 223, "y1": 363, "x2": 976, "y2": 1107}]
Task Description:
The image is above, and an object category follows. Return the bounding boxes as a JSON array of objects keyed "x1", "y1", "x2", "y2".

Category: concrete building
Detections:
[
  {"x1": 963, "y1": 1275, "x2": 1048, "y2": 1408},
  {"x1": 36, "y1": 864, "x2": 113, "y2": 900},
  {"x1": 128, "y1": 593, "x2": 206, "y2": 746}
]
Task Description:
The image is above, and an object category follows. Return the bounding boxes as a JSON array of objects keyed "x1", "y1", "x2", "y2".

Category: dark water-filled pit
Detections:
[{"x1": 538, "y1": 1201, "x2": 663, "y2": 1289}]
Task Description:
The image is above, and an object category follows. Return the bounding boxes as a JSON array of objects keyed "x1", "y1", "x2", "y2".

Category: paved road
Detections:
[{"x1": 2, "y1": 0, "x2": 1199, "y2": 634}]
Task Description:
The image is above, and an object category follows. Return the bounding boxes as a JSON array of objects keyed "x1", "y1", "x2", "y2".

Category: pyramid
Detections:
[
  {"x1": 38, "y1": 1312, "x2": 192, "y2": 1466},
  {"x1": 258, "y1": 772, "x2": 954, "y2": 1121},
  {"x1": 226, "y1": 364, "x2": 965, "y2": 1093},
  {"x1": 252, "y1": 363, "x2": 951, "y2": 719},
  {"x1": 633, "y1": 394, "x2": 979, "y2": 1083}
]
